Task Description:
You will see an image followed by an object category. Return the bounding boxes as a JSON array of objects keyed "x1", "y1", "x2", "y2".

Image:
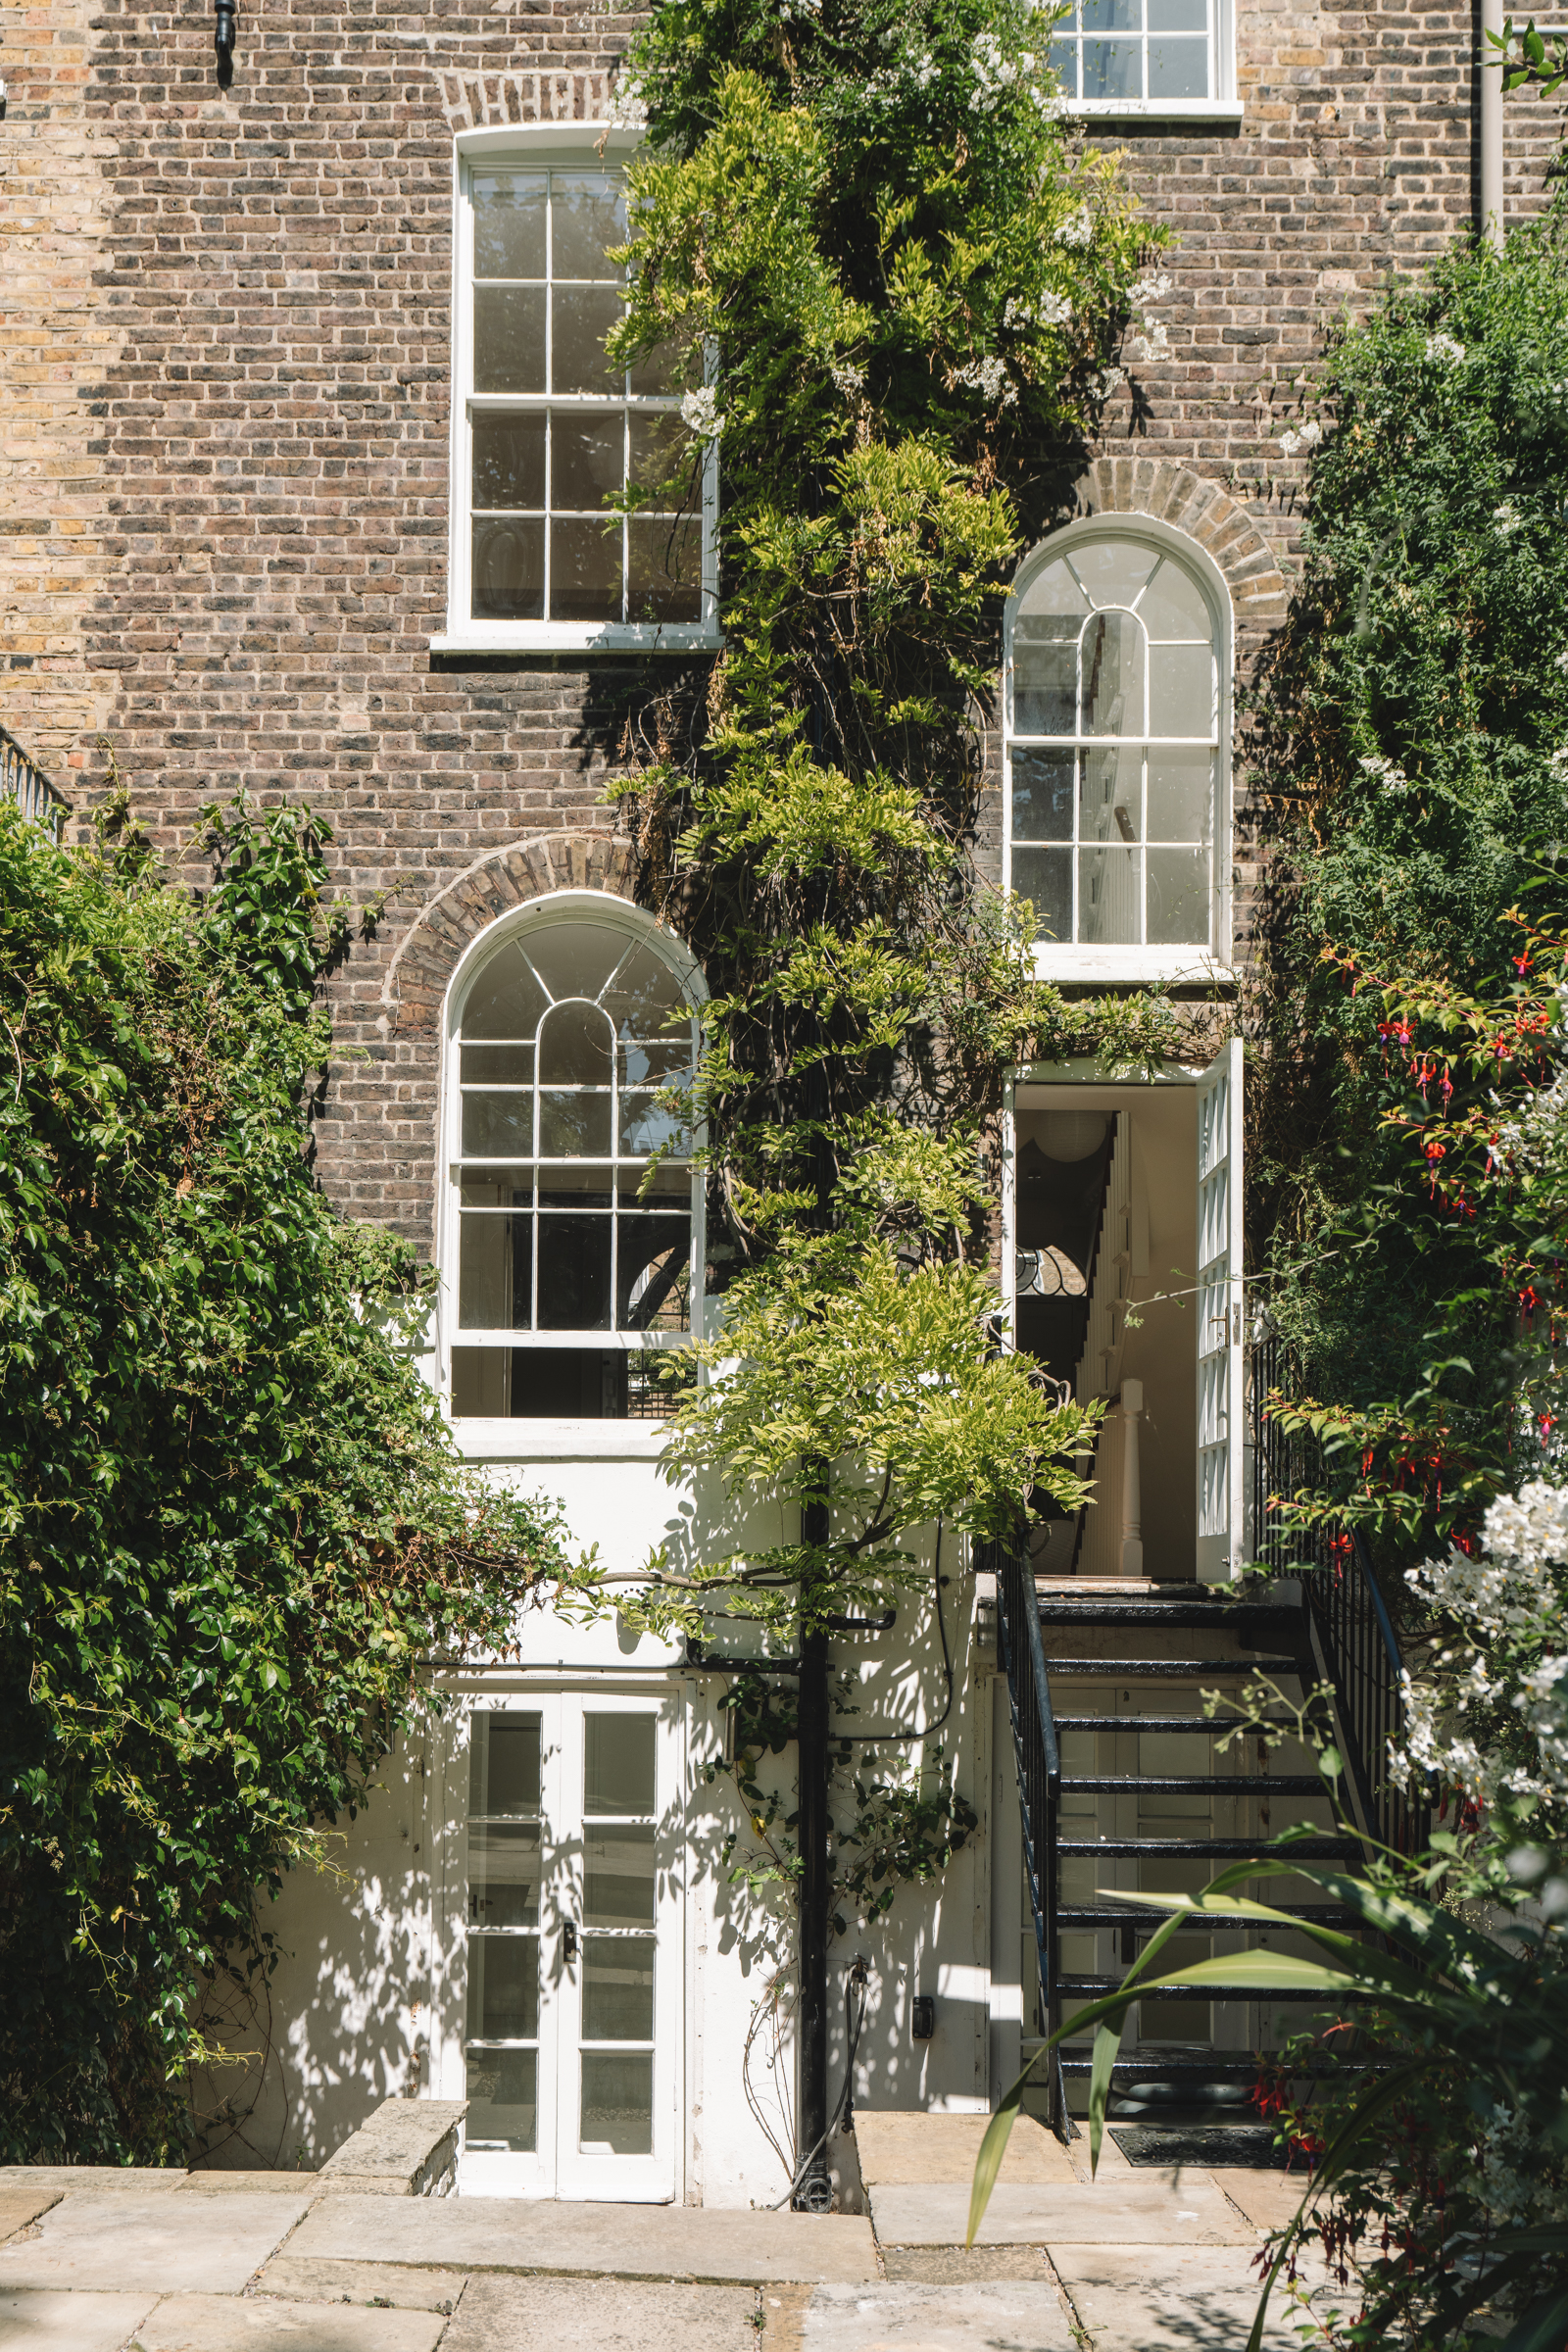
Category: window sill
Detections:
[
  {"x1": 449, "y1": 1417, "x2": 674, "y2": 1462},
  {"x1": 430, "y1": 622, "x2": 723, "y2": 658},
  {"x1": 1062, "y1": 99, "x2": 1245, "y2": 122},
  {"x1": 1032, "y1": 946, "x2": 1236, "y2": 988}
]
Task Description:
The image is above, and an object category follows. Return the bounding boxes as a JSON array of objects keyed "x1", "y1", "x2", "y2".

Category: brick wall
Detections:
[{"x1": 0, "y1": 0, "x2": 1561, "y2": 1251}]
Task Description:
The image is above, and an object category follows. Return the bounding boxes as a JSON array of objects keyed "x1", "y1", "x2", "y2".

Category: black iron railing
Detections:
[
  {"x1": 989, "y1": 1529, "x2": 1067, "y2": 2134},
  {"x1": 1, "y1": 725, "x2": 65, "y2": 837},
  {"x1": 1248, "y1": 1326, "x2": 1428, "y2": 1858}
]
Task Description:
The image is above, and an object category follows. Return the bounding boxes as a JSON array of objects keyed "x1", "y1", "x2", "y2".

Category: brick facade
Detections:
[{"x1": 1, "y1": 1, "x2": 1563, "y2": 1252}]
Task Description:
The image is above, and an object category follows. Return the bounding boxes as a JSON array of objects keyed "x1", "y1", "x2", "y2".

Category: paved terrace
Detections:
[{"x1": 0, "y1": 2105, "x2": 1327, "y2": 2351}]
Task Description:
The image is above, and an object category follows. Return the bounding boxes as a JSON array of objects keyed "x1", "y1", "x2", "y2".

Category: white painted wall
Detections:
[{"x1": 192, "y1": 1427, "x2": 1004, "y2": 2201}]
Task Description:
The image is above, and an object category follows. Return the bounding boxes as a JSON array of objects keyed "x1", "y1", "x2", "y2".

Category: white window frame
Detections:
[
  {"x1": 1002, "y1": 513, "x2": 1235, "y2": 987},
  {"x1": 1055, "y1": 0, "x2": 1242, "y2": 122},
  {"x1": 432, "y1": 124, "x2": 721, "y2": 658},
  {"x1": 435, "y1": 891, "x2": 708, "y2": 1433}
]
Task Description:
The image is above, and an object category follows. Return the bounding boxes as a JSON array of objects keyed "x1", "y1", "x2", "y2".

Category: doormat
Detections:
[{"x1": 1109, "y1": 2124, "x2": 1297, "y2": 2170}]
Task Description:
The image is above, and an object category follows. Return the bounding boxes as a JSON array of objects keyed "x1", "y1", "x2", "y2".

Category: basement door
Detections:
[{"x1": 461, "y1": 1692, "x2": 680, "y2": 2199}]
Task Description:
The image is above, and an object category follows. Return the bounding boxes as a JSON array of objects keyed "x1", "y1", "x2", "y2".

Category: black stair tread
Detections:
[
  {"x1": 1037, "y1": 1598, "x2": 1303, "y2": 1632},
  {"x1": 1060, "y1": 1775, "x2": 1325, "y2": 1795},
  {"x1": 1057, "y1": 1905, "x2": 1359, "y2": 1929},
  {"x1": 1054, "y1": 1716, "x2": 1300, "y2": 1734},
  {"x1": 1057, "y1": 1837, "x2": 1359, "y2": 1858},
  {"x1": 1044, "y1": 1657, "x2": 1302, "y2": 1678}
]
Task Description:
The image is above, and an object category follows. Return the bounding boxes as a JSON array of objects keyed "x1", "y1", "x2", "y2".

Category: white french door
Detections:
[{"x1": 459, "y1": 1690, "x2": 679, "y2": 2200}]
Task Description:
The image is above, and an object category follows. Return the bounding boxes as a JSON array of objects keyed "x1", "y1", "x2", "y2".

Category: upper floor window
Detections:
[
  {"x1": 1004, "y1": 520, "x2": 1231, "y2": 981},
  {"x1": 434, "y1": 130, "x2": 719, "y2": 657},
  {"x1": 444, "y1": 902, "x2": 702, "y2": 1422},
  {"x1": 1051, "y1": 0, "x2": 1241, "y2": 120}
]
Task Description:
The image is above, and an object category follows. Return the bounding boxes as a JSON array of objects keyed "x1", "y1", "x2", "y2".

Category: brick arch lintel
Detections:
[
  {"x1": 1064, "y1": 457, "x2": 1290, "y2": 632},
  {"x1": 380, "y1": 829, "x2": 642, "y2": 1041}
]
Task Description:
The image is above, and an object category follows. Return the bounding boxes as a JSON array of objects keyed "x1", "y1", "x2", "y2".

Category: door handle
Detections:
[{"x1": 563, "y1": 1921, "x2": 578, "y2": 1963}]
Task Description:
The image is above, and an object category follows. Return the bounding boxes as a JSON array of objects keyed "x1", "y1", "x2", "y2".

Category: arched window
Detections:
[
  {"x1": 1004, "y1": 519, "x2": 1231, "y2": 976},
  {"x1": 443, "y1": 900, "x2": 701, "y2": 1421}
]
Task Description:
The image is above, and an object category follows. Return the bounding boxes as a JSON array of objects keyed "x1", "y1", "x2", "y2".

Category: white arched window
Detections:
[
  {"x1": 442, "y1": 899, "x2": 702, "y2": 1421},
  {"x1": 1004, "y1": 518, "x2": 1232, "y2": 981}
]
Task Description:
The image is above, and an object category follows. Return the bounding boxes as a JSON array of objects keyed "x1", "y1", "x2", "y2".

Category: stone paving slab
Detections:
[
  {"x1": 1207, "y1": 2169, "x2": 1316, "y2": 2236},
  {"x1": 803, "y1": 2280, "x2": 1077, "y2": 2352},
  {"x1": 868, "y1": 2174, "x2": 1251, "y2": 2246},
  {"x1": 0, "y1": 2198, "x2": 60, "y2": 2248},
  {"x1": 0, "y1": 2173, "x2": 189, "y2": 2197},
  {"x1": 881, "y1": 2246, "x2": 1051, "y2": 2283},
  {"x1": 1053, "y1": 2245, "x2": 1325, "y2": 2351},
  {"x1": 287, "y1": 2196, "x2": 879, "y2": 2285},
  {"x1": 256, "y1": 2258, "x2": 466, "y2": 2313},
  {"x1": 0, "y1": 2193, "x2": 313, "y2": 2297},
  {"x1": 132, "y1": 2292, "x2": 446, "y2": 2351},
  {"x1": 175, "y1": 2179, "x2": 320, "y2": 2197},
  {"x1": 0, "y1": 2290, "x2": 159, "y2": 2350},
  {"x1": 854, "y1": 2113, "x2": 1079, "y2": 2187},
  {"x1": 440, "y1": 2275, "x2": 760, "y2": 2351}
]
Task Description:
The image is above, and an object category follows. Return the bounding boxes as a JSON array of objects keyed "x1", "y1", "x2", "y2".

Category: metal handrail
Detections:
[
  {"x1": 992, "y1": 1530, "x2": 1069, "y2": 2137},
  {"x1": 0, "y1": 725, "x2": 66, "y2": 837}
]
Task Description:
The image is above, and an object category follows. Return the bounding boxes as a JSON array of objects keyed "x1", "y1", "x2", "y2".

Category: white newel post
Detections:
[{"x1": 1119, "y1": 1377, "x2": 1144, "y2": 1577}]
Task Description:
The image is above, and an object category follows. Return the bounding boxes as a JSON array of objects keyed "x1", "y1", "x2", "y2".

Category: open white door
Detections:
[{"x1": 1196, "y1": 1039, "x2": 1245, "y2": 1584}]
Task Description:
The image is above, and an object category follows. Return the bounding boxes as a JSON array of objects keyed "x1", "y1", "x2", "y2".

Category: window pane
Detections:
[
  {"x1": 466, "y1": 2046, "x2": 536, "y2": 2153},
  {"x1": 1150, "y1": 0, "x2": 1206, "y2": 28},
  {"x1": 469, "y1": 1824, "x2": 542, "y2": 1929},
  {"x1": 1073, "y1": 540, "x2": 1159, "y2": 608},
  {"x1": 1083, "y1": 37, "x2": 1142, "y2": 96},
  {"x1": 586, "y1": 1715, "x2": 657, "y2": 1815},
  {"x1": 1082, "y1": 612, "x2": 1145, "y2": 735},
  {"x1": 1150, "y1": 643, "x2": 1212, "y2": 737},
  {"x1": 462, "y1": 1093, "x2": 535, "y2": 1158},
  {"x1": 1083, "y1": 0, "x2": 1140, "y2": 24},
  {"x1": 583, "y1": 1938, "x2": 655, "y2": 2041},
  {"x1": 550, "y1": 517, "x2": 622, "y2": 624},
  {"x1": 619, "y1": 1089, "x2": 690, "y2": 1155},
  {"x1": 584, "y1": 1822, "x2": 656, "y2": 1928},
  {"x1": 1012, "y1": 847, "x2": 1071, "y2": 944},
  {"x1": 601, "y1": 944, "x2": 686, "y2": 1050},
  {"x1": 472, "y1": 414, "x2": 546, "y2": 511},
  {"x1": 1148, "y1": 748, "x2": 1213, "y2": 842},
  {"x1": 580, "y1": 2052, "x2": 653, "y2": 2154},
  {"x1": 473, "y1": 286, "x2": 547, "y2": 394},
  {"x1": 462, "y1": 945, "x2": 550, "y2": 1042},
  {"x1": 522, "y1": 925, "x2": 620, "y2": 1007},
  {"x1": 472, "y1": 518, "x2": 544, "y2": 621},
  {"x1": 1018, "y1": 559, "x2": 1088, "y2": 621},
  {"x1": 1081, "y1": 744, "x2": 1143, "y2": 846},
  {"x1": 539, "y1": 1093, "x2": 613, "y2": 1156},
  {"x1": 1049, "y1": 39, "x2": 1078, "y2": 94},
  {"x1": 536, "y1": 1214, "x2": 612, "y2": 1329},
  {"x1": 629, "y1": 413, "x2": 698, "y2": 503},
  {"x1": 462, "y1": 1044, "x2": 534, "y2": 1085},
  {"x1": 1147, "y1": 846, "x2": 1211, "y2": 945},
  {"x1": 553, "y1": 412, "x2": 626, "y2": 512},
  {"x1": 1079, "y1": 844, "x2": 1141, "y2": 945},
  {"x1": 452, "y1": 1348, "x2": 511, "y2": 1417},
  {"x1": 460, "y1": 1169, "x2": 533, "y2": 1209},
  {"x1": 551, "y1": 284, "x2": 624, "y2": 396},
  {"x1": 469, "y1": 1713, "x2": 542, "y2": 1816},
  {"x1": 617, "y1": 1213, "x2": 692, "y2": 1332},
  {"x1": 628, "y1": 343, "x2": 677, "y2": 398},
  {"x1": 459, "y1": 1210, "x2": 531, "y2": 1330},
  {"x1": 466, "y1": 1936, "x2": 539, "y2": 2041},
  {"x1": 538, "y1": 1001, "x2": 614, "y2": 1083},
  {"x1": 629, "y1": 517, "x2": 703, "y2": 623},
  {"x1": 621, "y1": 1036, "x2": 693, "y2": 1086},
  {"x1": 539, "y1": 1167, "x2": 613, "y2": 1206},
  {"x1": 1011, "y1": 748, "x2": 1075, "y2": 841},
  {"x1": 472, "y1": 173, "x2": 546, "y2": 280},
  {"x1": 1138, "y1": 557, "x2": 1211, "y2": 639},
  {"x1": 551, "y1": 174, "x2": 626, "y2": 280},
  {"x1": 1012, "y1": 622, "x2": 1077, "y2": 736},
  {"x1": 1149, "y1": 36, "x2": 1208, "y2": 97}
]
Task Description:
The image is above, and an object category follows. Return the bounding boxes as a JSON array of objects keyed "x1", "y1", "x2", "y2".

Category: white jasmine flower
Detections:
[
  {"x1": 1130, "y1": 271, "x2": 1173, "y2": 310},
  {"x1": 830, "y1": 360, "x2": 865, "y2": 399},
  {"x1": 1548, "y1": 747, "x2": 1568, "y2": 781},
  {"x1": 912, "y1": 51, "x2": 938, "y2": 88},
  {"x1": 1055, "y1": 203, "x2": 1094, "y2": 249},
  {"x1": 680, "y1": 386, "x2": 724, "y2": 440},
  {"x1": 1358, "y1": 750, "x2": 1409, "y2": 796},
  {"x1": 952, "y1": 354, "x2": 1016, "y2": 407},
  {"x1": 1426, "y1": 330, "x2": 1467, "y2": 363},
  {"x1": 1128, "y1": 319, "x2": 1170, "y2": 362},
  {"x1": 1558, "y1": 648, "x2": 1568, "y2": 675},
  {"x1": 608, "y1": 74, "x2": 648, "y2": 129},
  {"x1": 969, "y1": 29, "x2": 1022, "y2": 111},
  {"x1": 1278, "y1": 417, "x2": 1323, "y2": 460},
  {"x1": 1004, "y1": 289, "x2": 1074, "y2": 332},
  {"x1": 1494, "y1": 499, "x2": 1524, "y2": 534}
]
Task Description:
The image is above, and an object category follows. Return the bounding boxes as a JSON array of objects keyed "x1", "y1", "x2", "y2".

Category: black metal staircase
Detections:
[{"x1": 989, "y1": 1516, "x2": 1423, "y2": 2160}]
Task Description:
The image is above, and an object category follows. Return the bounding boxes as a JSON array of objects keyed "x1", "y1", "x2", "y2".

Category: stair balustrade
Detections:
[
  {"x1": 988, "y1": 1529, "x2": 1068, "y2": 2136},
  {"x1": 1, "y1": 725, "x2": 65, "y2": 837}
]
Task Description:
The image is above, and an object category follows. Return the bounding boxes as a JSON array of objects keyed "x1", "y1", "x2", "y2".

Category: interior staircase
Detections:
[{"x1": 988, "y1": 1544, "x2": 1423, "y2": 2167}]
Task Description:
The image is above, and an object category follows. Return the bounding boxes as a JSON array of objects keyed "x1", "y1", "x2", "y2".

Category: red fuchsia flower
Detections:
[
  {"x1": 1515, "y1": 953, "x2": 1532, "y2": 976},
  {"x1": 1439, "y1": 1068, "x2": 1453, "y2": 1108},
  {"x1": 1521, "y1": 1285, "x2": 1541, "y2": 1320},
  {"x1": 1425, "y1": 1139, "x2": 1446, "y2": 1159}
]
